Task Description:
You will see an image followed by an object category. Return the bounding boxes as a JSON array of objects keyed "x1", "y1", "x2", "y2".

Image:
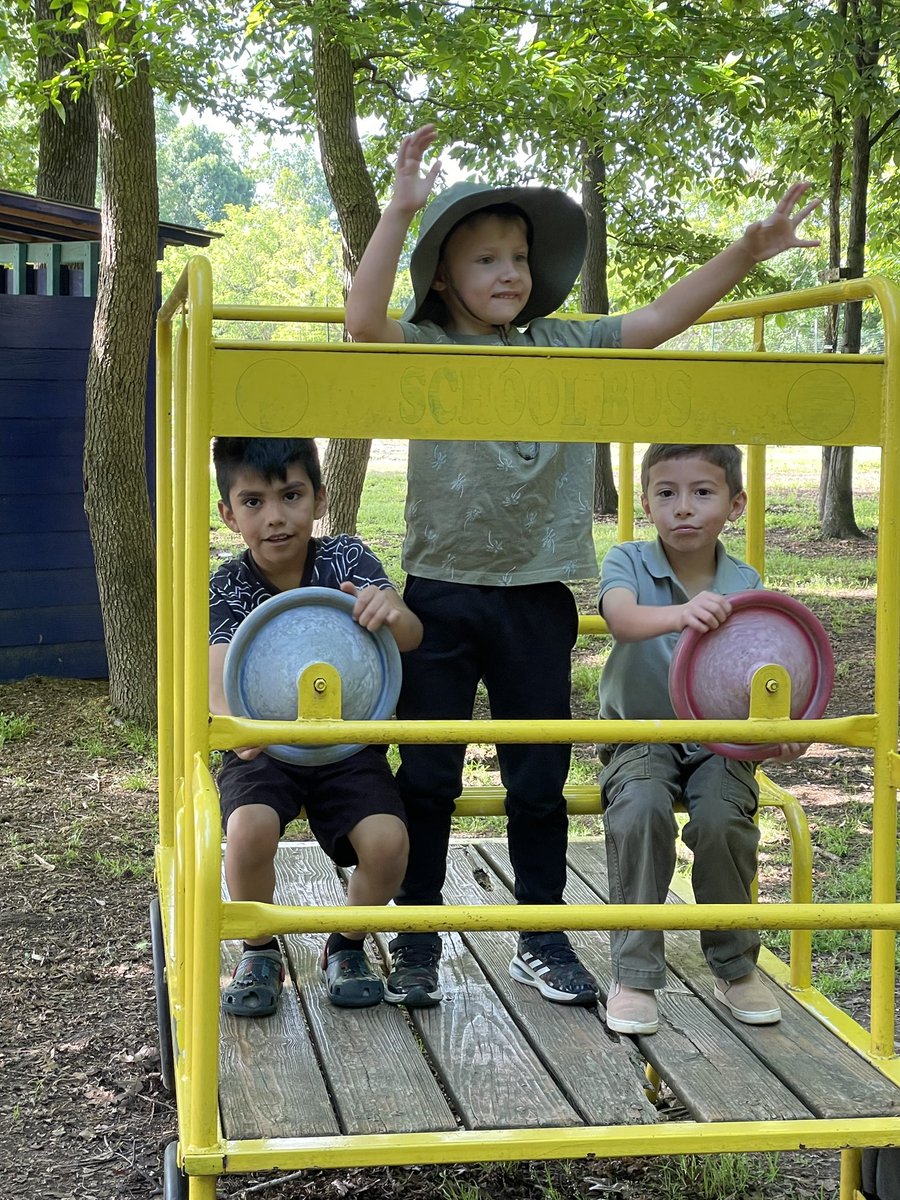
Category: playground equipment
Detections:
[
  {"x1": 668, "y1": 589, "x2": 835, "y2": 760},
  {"x1": 154, "y1": 262, "x2": 900, "y2": 1200}
]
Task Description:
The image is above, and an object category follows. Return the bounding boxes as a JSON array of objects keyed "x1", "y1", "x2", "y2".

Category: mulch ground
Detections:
[{"x1": 0, "y1": 526, "x2": 891, "y2": 1199}]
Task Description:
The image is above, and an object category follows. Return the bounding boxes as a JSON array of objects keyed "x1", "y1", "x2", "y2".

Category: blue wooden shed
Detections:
[{"x1": 0, "y1": 189, "x2": 218, "y2": 682}]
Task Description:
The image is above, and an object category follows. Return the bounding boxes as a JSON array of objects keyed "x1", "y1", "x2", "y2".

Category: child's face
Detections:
[
  {"x1": 219, "y1": 462, "x2": 326, "y2": 581},
  {"x1": 431, "y1": 213, "x2": 532, "y2": 334},
  {"x1": 641, "y1": 457, "x2": 746, "y2": 558}
]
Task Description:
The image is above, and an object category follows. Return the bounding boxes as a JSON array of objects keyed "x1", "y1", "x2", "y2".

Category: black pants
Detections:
[{"x1": 395, "y1": 576, "x2": 579, "y2": 908}]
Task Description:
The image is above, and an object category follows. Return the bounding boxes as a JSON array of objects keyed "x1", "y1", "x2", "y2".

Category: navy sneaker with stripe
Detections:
[{"x1": 509, "y1": 932, "x2": 598, "y2": 1006}]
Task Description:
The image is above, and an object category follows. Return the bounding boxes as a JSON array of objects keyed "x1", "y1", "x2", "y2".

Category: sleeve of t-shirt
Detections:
[
  {"x1": 344, "y1": 539, "x2": 395, "y2": 590},
  {"x1": 314, "y1": 535, "x2": 396, "y2": 592},
  {"x1": 746, "y1": 564, "x2": 764, "y2": 591},
  {"x1": 396, "y1": 319, "x2": 446, "y2": 344},
  {"x1": 598, "y1": 542, "x2": 640, "y2": 613},
  {"x1": 562, "y1": 315, "x2": 624, "y2": 349}
]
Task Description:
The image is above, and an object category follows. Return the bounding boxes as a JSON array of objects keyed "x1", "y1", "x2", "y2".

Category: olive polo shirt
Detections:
[{"x1": 396, "y1": 315, "x2": 623, "y2": 586}]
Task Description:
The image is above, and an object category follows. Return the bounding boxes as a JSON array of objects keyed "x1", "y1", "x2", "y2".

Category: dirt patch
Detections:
[{"x1": 0, "y1": 525, "x2": 891, "y2": 1199}]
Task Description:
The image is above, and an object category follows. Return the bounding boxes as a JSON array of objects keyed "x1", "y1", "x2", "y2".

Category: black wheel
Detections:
[
  {"x1": 862, "y1": 1148, "x2": 900, "y2": 1200},
  {"x1": 163, "y1": 1140, "x2": 188, "y2": 1200},
  {"x1": 150, "y1": 897, "x2": 176, "y2": 1094}
]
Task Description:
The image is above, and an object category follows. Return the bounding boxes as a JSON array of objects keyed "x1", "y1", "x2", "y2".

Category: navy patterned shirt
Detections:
[{"x1": 209, "y1": 534, "x2": 394, "y2": 645}]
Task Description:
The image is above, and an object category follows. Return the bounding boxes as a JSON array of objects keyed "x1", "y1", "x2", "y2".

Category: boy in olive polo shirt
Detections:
[{"x1": 598, "y1": 444, "x2": 806, "y2": 1036}]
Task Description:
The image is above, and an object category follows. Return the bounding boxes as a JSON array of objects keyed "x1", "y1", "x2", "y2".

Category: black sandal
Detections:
[
  {"x1": 222, "y1": 948, "x2": 284, "y2": 1017},
  {"x1": 322, "y1": 946, "x2": 384, "y2": 1008}
]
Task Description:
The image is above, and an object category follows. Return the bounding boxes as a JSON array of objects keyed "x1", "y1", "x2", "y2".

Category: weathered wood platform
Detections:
[{"x1": 219, "y1": 837, "x2": 900, "y2": 1141}]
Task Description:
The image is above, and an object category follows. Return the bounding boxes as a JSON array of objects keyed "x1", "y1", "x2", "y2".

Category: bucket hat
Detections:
[{"x1": 403, "y1": 181, "x2": 587, "y2": 325}]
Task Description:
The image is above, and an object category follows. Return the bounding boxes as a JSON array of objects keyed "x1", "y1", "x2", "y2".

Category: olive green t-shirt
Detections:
[{"x1": 397, "y1": 316, "x2": 623, "y2": 586}]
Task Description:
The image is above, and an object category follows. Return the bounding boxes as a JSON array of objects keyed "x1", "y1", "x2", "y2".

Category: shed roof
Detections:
[{"x1": 0, "y1": 188, "x2": 221, "y2": 249}]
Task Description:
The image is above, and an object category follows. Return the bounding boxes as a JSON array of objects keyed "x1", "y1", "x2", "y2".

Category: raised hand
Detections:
[
  {"x1": 742, "y1": 182, "x2": 822, "y2": 264},
  {"x1": 392, "y1": 124, "x2": 442, "y2": 216}
]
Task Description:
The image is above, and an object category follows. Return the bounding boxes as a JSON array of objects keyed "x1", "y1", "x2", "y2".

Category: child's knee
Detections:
[
  {"x1": 351, "y1": 815, "x2": 409, "y2": 882},
  {"x1": 226, "y1": 804, "x2": 280, "y2": 862},
  {"x1": 603, "y1": 778, "x2": 678, "y2": 840}
]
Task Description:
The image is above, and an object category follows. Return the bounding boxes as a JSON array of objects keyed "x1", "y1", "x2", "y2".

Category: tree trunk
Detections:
[
  {"x1": 819, "y1": 104, "x2": 844, "y2": 522},
  {"x1": 83, "y1": 36, "x2": 158, "y2": 725},
  {"x1": 581, "y1": 144, "x2": 617, "y2": 515},
  {"x1": 312, "y1": 18, "x2": 382, "y2": 535},
  {"x1": 34, "y1": 0, "x2": 97, "y2": 205},
  {"x1": 820, "y1": 443, "x2": 862, "y2": 538},
  {"x1": 821, "y1": 0, "x2": 877, "y2": 540}
]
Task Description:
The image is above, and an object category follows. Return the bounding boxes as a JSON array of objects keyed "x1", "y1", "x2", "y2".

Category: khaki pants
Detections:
[{"x1": 600, "y1": 742, "x2": 760, "y2": 990}]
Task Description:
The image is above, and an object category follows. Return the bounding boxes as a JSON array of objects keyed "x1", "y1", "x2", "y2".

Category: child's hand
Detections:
[
  {"x1": 233, "y1": 745, "x2": 264, "y2": 761},
  {"x1": 341, "y1": 580, "x2": 399, "y2": 633},
  {"x1": 391, "y1": 124, "x2": 442, "y2": 216},
  {"x1": 742, "y1": 182, "x2": 821, "y2": 264},
  {"x1": 679, "y1": 590, "x2": 733, "y2": 633},
  {"x1": 765, "y1": 742, "x2": 809, "y2": 763}
]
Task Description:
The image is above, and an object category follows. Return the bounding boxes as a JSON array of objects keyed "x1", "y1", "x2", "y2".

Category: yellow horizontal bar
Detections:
[
  {"x1": 181, "y1": 1117, "x2": 900, "y2": 1174},
  {"x1": 694, "y1": 277, "x2": 895, "y2": 323},
  {"x1": 219, "y1": 900, "x2": 900, "y2": 940},
  {"x1": 577, "y1": 614, "x2": 608, "y2": 635},
  {"x1": 210, "y1": 345, "x2": 882, "y2": 446},
  {"x1": 209, "y1": 714, "x2": 878, "y2": 750},
  {"x1": 214, "y1": 305, "x2": 346, "y2": 323},
  {"x1": 454, "y1": 780, "x2": 792, "y2": 816},
  {"x1": 212, "y1": 338, "x2": 882, "y2": 364}
]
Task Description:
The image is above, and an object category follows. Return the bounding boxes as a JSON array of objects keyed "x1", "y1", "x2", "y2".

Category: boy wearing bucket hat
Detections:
[{"x1": 345, "y1": 124, "x2": 819, "y2": 1009}]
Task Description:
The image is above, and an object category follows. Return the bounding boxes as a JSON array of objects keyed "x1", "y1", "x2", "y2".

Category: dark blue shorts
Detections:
[{"x1": 217, "y1": 746, "x2": 405, "y2": 866}]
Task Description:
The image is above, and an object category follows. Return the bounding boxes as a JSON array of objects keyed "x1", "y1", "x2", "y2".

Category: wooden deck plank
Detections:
[
  {"x1": 564, "y1": 839, "x2": 900, "y2": 1120},
  {"x1": 405, "y1": 927, "x2": 583, "y2": 1130},
  {"x1": 275, "y1": 844, "x2": 458, "y2": 1135},
  {"x1": 219, "y1": 939, "x2": 340, "y2": 1139},
  {"x1": 479, "y1": 839, "x2": 814, "y2": 1122},
  {"x1": 441, "y1": 846, "x2": 658, "y2": 1126}
]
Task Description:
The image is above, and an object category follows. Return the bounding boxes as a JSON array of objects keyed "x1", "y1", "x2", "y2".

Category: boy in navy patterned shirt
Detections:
[{"x1": 209, "y1": 437, "x2": 422, "y2": 1016}]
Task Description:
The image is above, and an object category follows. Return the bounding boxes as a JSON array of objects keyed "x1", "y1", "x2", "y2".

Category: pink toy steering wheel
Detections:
[{"x1": 668, "y1": 590, "x2": 834, "y2": 761}]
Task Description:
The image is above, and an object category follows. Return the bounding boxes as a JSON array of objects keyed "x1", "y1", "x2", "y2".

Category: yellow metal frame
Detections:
[{"x1": 155, "y1": 260, "x2": 900, "y2": 1196}]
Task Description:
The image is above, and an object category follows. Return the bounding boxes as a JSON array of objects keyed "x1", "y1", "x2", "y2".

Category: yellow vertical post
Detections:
[
  {"x1": 155, "y1": 310, "x2": 175, "y2": 847},
  {"x1": 189, "y1": 758, "x2": 224, "y2": 1159},
  {"x1": 840, "y1": 1148, "x2": 862, "y2": 1200},
  {"x1": 188, "y1": 1177, "x2": 217, "y2": 1199},
  {"x1": 744, "y1": 317, "x2": 767, "y2": 578},
  {"x1": 172, "y1": 319, "x2": 192, "y2": 1065},
  {"x1": 617, "y1": 443, "x2": 635, "y2": 542},
  {"x1": 172, "y1": 321, "x2": 188, "y2": 823},
  {"x1": 182, "y1": 259, "x2": 219, "y2": 1160},
  {"x1": 183, "y1": 256, "x2": 214, "y2": 791},
  {"x1": 870, "y1": 279, "x2": 900, "y2": 1057}
]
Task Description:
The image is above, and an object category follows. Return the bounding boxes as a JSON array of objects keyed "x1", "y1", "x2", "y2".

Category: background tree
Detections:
[
  {"x1": 0, "y1": 98, "x2": 37, "y2": 190},
  {"x1": 161, "y1": 179, "x2": 344, "y2": 340},
  {"x1": 156, "y1": 103, "x2": 254, "y2": 225},
  {"x1": 34, "y1": 0, "x2": 97, "y2": 204},
  {"x1": 82, "y1": 13, "x2": 159, "y2": 726}
]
